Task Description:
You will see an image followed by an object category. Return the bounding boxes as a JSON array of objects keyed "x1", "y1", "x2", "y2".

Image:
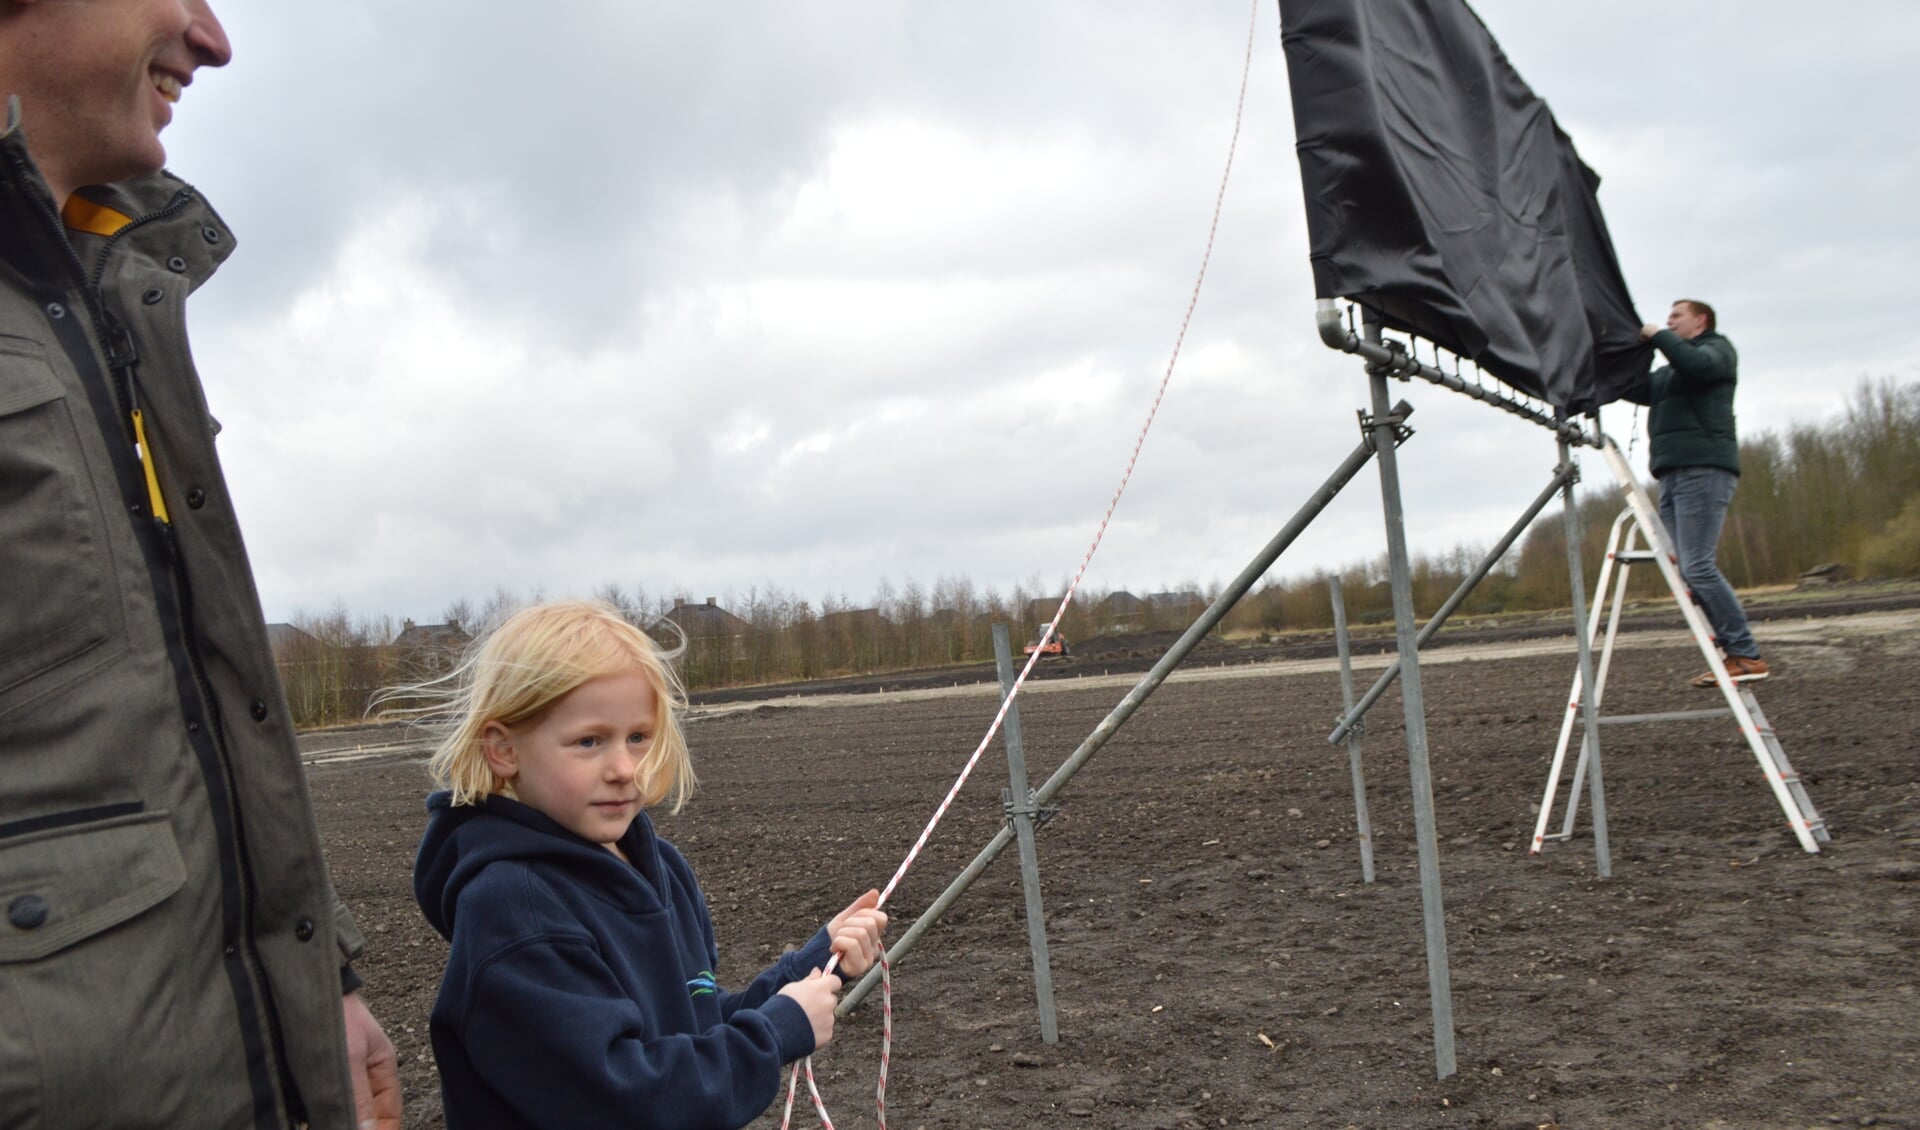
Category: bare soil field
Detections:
[{"x1": 307, "y1": 604, "x2": 1920, "y2": 1128}]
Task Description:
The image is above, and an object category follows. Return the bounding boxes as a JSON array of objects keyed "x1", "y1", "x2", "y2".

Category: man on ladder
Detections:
[{"x1": 1625, "y1": 298, "x2": 1768, "y2": 688}]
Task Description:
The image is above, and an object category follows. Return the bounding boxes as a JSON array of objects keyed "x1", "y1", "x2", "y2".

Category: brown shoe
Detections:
[{"x1": 1690, "y1": 655, "x2": 1769, "y2": 689}]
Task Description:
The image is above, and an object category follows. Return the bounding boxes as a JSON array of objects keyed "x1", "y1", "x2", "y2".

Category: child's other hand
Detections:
[
  {"x1": 777, "y1": 969, "x2": 842, "y2": 1050},
  {"x1": 828, "y1": 889, "x2": 889, "y2": 977}
]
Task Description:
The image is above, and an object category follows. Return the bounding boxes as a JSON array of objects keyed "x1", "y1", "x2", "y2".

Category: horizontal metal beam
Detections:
[{"x1": 1315, "y1": 299, "x2": 1598, "y2": 447}]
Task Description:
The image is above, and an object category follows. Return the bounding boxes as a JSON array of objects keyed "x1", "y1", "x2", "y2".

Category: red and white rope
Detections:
[{"x1": 783, "y1": 3, "x2": 1260, "y2": 1124}]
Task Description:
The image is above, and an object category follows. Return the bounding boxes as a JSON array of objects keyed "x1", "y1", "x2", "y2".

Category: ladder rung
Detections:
[
  {"x1": 1613, "y1": 549, "x2": 1662, "y2": 562},
  {"x1": 1590, "y1": 707, "x2": 1732, "y2": 725}
]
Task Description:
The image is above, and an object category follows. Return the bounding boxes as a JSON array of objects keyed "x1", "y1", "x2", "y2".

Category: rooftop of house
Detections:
[
  {"x1": 654, "y1": 597, "x2": 753, "y2": 637},
  {"x1": 263, "y1": 622, "x2": 319, "y2": 650},
  {"x1": 394, "y1": 620, "x2": 471, "y2": 649}
]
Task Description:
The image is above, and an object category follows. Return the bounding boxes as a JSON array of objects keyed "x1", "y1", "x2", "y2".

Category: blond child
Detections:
[{"x1": 411, "y1": 600, "x2": 887, "y2": 1129}]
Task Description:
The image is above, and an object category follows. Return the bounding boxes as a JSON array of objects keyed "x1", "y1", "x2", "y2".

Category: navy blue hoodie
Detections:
[{"x1": 414, "y1": 792, "x2": 834, "y2": 1130}]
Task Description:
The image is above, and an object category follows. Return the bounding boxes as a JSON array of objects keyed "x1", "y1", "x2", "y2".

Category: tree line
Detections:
[{"x1": 277, "y1": 378, "x2": 1920, "y2": 729}]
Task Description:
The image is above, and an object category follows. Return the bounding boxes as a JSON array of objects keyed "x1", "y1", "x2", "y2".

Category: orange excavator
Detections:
[{"x1": 1022, "y1": 628, "x2": 1070, "y2": 659}]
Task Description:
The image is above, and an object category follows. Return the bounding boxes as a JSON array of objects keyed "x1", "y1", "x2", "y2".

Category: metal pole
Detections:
[
  {"x1": 1317, "y1": 299, "x2": 1597, "y2": 448},
  {"x1": 1328, "y1": 463, "x2": 1576, "y2": 744},
  {"x1": 1557, "y1": 427, "x2": 1612, "y2": 877},
  {"x1": 1328, "y1": 577, "x2": 1376, "y2": 883},
  {"x1": 842, "y1": 427, "x2": 1389, "y2": 1013},
  {"x1": 991, "y1": 622, "x2": 1060, "y2": 1044},
  {"x1": 1365, "y1": 320, "x2": 1456, "y2": 1080},
  {"x1": 1552, "y1": 513, "x2": 1634, "y2": 844},
  {"x1": 1532, "y1": 508, "x2": 1630, "y2": 849}
]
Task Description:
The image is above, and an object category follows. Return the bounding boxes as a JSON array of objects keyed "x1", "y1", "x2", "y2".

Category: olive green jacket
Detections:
[
  {"x1": 1, "y1": 99, "x2": 363, "y2": 1129},
  {"x1": 1622, "y1": 327, "x2": 1741, "y2": 477}
]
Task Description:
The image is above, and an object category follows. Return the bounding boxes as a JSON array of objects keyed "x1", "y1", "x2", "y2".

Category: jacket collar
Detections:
[{"x1": 1, "y1": 95, "x2": 234, "y2": 290}]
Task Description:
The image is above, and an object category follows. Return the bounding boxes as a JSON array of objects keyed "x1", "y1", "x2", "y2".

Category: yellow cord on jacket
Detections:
[{"x1": 130, "y1": 409, "x2": 171, "y2": 524}]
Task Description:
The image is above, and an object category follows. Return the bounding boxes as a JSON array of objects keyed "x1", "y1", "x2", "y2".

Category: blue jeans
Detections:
[{"x1": 1657, "y1": 467, "x2": 1758, "y2": 659}]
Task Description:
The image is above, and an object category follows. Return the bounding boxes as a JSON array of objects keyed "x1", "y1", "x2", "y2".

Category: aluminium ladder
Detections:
[{"x1": 1531, "y1": 436, "x2": 1828, "y2": 855}]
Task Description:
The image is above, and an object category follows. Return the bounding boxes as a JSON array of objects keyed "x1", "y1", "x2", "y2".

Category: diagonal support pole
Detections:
[
  {"x1": 1328, "y1": 461, "x2": 1578, "y2": 745},
  {"x1": 841, "y1": 425, "x2": 1390, "y2": 1014}
]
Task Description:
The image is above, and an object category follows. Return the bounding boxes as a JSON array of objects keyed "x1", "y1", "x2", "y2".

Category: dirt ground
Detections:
[{"x1": 306, "y1": 606, "x2": 1920, "y2": 1129}]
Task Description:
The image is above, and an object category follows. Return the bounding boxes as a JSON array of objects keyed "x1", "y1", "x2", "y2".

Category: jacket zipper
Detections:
[
  {"x1": 94, "y1": 193, "x2": 310, "y2": 1126},
  {"x1": 85, "y1": 188, "x2": 195, "y2": 451}
]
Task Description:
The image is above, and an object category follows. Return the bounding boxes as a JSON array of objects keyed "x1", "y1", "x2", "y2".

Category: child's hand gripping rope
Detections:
[
  {"x1": 777, "y1": 970, "x2": 844, "y2": 1051},
  {"x1": 827, "y1": 889, "x2": 889, "y2": 977},
  {"x1": 776, "y1": 891, "x2": 889, "y2": 1052}
]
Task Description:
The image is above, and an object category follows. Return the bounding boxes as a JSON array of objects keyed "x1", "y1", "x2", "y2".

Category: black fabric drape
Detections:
[{"x1": 1278, "y1": 0, "x2": 1649, "y2": 411}]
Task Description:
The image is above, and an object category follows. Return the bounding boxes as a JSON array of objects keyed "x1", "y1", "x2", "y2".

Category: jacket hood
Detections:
[{"x1": 413, "y1": 790, "x2": 665, "y2": 940}]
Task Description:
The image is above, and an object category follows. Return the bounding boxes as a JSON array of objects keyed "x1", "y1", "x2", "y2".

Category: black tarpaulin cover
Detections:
[{"x1": 1278, "y1": 0, "x2": 1650, "y2": 411}]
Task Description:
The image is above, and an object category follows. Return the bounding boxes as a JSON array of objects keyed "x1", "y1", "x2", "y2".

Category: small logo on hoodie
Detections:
[{"x1": 687, "y1": 971, "x2": 718, "y2": 997}]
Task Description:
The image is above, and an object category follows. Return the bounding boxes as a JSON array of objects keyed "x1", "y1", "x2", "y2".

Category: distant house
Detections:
[
  {"x1": 1139, "y1": 591, "x2": 1205, "y2": 628},
  {"x1": 1147, "y1": 590, "x2": 1204, "y2": 614},
  {"x1": 1024, "y1": 596, "x2": 1067, "y2": 625},
  {"x1": 1100, "y1": 591, "x2": 1148, "y2": 630},
  {"x1": 653, "y1": 597, "x2": 752, "y2": 641},
  {"x1": 264, "y1": 622, "x2": 319, "y2": 663},
  {"x1": 651, "y1": 598, "x2": 754, "y2": 672},
  {"x1": 394, "y1": 619, "x2": 471, "y2": 673},
  {"x1": 818, "y1": 607, "x2": 885, "y2": 635}
]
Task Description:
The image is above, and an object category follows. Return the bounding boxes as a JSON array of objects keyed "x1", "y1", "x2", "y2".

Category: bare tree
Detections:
[{"x1": 442, "y1": 596, "x2": 475, "y2": 634}]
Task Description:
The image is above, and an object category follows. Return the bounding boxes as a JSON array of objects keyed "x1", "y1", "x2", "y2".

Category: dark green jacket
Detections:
[
  {"x1": 1, "y1": 99, "x2": 363, "y2": 1129},
  {"x1": 1623, "y1": 328, "x2": 1740, "y2": 477}
]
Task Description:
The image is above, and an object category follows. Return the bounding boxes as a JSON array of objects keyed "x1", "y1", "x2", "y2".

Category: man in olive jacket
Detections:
[
  {"x1": 1627, "y1": 298, "x2": 1767, "y2": 688},
  {"x1": 0, "y1": 2, "x2": 398, "y2": 1127}
]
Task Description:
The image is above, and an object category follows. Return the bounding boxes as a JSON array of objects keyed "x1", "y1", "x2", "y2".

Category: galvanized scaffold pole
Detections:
[
  {"x1": 990, "y1": 622, "x2": 1060, "y2": 1043},
  {"x1": 1327, "y1": 576, "x2": 1376, "y2": 884},
  {"x1": 1556, "y1": 420, "x2": 1612, "y2": 877},
  {"x1": 1364, "y1": 317, "x2": 1457, "y2": 1080}
]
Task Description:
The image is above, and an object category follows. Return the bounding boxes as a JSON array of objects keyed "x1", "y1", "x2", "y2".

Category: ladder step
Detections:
[
  {"x1": 1612, "y1": 549, "x2": 1662, "y2": 562},
  {"x1": 1590, "y1": 707, "x2": 1732, "y2": 725}
]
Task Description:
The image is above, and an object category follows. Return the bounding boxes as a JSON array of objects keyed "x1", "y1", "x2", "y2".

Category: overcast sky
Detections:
[{"x1": 157, "y1": 1, "x2": 1920, "y2": 625}]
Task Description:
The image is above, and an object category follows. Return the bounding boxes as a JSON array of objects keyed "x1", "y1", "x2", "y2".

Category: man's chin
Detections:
[{"x1": 103, "y1": 133, "x2": 171, "y2": 184}]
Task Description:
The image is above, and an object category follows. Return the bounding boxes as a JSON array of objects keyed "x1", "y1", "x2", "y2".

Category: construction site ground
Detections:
[{"x1": 305, "y1": 587, "x2": 1920, "y2": 1128}]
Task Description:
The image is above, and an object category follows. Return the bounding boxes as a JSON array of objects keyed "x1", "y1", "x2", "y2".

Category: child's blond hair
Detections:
[{"x1": 424, "y1": 600, "x2": 696, "y2": 812}]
